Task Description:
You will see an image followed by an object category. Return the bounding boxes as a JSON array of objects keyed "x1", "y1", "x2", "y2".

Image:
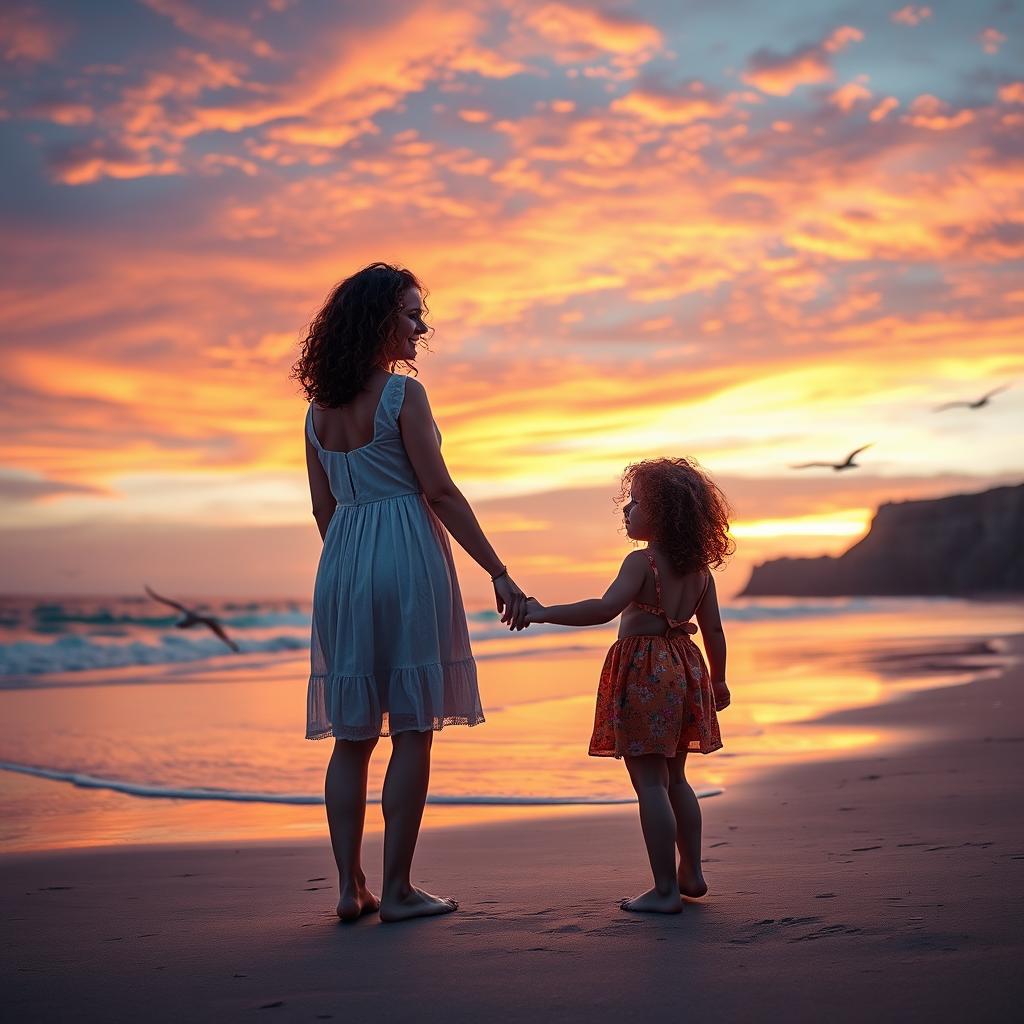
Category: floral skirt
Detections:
[{"x1": 589, "y1": 633, "x2": 722, "y2": 758}]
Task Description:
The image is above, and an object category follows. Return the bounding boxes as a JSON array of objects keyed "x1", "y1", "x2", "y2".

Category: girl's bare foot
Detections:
[
  {"x1": 379, "y1": 886, "x2": 458, "y2": 923},
  {"x1": 678, "y1": 870, "x2": 708, "y2": 900},
  {"x1": 336, "y1": 883, "x2": 381, "y2": 922},
  {"x1": 620, "y1": 887, "x2": 682, "y2": 914}
]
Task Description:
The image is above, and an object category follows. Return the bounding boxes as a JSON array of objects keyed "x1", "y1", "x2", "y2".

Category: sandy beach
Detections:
[{"x1": 2, "y1": 633, "x2": 1022, "y2": 1022}]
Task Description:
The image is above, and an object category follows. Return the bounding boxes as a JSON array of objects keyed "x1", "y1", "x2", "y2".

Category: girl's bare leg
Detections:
[
  {"x1": 325, "y1": 737, "x2": 380, "y2": 921},
  {"x1": 379, "y1": 729, "x2": 457, "y2": 923},
  {"x1": 668, "y1": 751, "x2": 708, "y2": 898},
  {"x1": 622, "y1": 755, "x2": 682, "y2": 914}
]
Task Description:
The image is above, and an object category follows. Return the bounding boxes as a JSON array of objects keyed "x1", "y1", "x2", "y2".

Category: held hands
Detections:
[
  {"x1": 493, "y1": 572, "x2": 529, "y2": 631},
  {"x1": 524, "y1": 597, "x2": 545, "y2": 625}
]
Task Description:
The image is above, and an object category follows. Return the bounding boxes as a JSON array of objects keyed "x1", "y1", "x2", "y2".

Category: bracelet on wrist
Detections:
[{"x1": 490, "y1": 564, "x2": 508, "y2": 582}]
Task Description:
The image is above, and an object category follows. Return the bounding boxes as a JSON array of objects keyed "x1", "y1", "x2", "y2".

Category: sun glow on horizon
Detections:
[{"x1": 730, "y1": 510, "x2": 872, "y2": 540}]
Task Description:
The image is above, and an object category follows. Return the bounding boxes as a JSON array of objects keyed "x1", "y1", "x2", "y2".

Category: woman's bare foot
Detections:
[
  {"x1": 620, "y1": 886, "x2": 682, "y2": 914},
  {"x1": 678, "y1": 869, "x2": 708, "y2": 900},
  {"x1": 336, "y1": 882, "x2": 380, "y2": 922},
  {"x1": 379, "y1": 886, "x2": 458, "y2": 923}
]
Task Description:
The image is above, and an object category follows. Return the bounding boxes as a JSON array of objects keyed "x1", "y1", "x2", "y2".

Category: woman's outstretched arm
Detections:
[
  {"x1": 526, "y1": 552, "x2": 647, "y2": 626},
  {"x1": 399, "y1": 377, "x2": 527, "y2": 627}
]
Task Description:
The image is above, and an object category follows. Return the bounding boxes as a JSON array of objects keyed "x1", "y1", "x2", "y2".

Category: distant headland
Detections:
[{"x1": 740, "y1": 483, "x2": 1024, "y2": 597}]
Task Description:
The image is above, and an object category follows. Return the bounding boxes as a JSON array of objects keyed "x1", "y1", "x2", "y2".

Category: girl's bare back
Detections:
[{"x1": 618, "y1": 551, "x2": 709, "y2": 639}]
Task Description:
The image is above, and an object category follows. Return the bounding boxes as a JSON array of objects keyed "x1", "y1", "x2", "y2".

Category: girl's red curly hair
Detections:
[{"x1": 619, "y1": 457, "x2": 735, "y2": 574}]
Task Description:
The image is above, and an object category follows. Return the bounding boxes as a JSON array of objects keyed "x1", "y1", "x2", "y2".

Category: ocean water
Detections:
[{"x1": 0, "y1": 595, "x2": 1019, "y2": 853}]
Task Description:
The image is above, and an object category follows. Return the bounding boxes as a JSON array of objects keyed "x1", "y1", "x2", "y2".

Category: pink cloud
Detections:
[
  {"x1": 997, "y1": 82, "x2": 1024, "y2": 103},
  {"x1": 49, "y1": 142, "x2": 183, "y2": 186},
  {"x1": 743, "y1": 26, "x2": 864, "y2": 96},
  {"x1": 869, "y1": 96, "x2": 900, "y2": 121},
  {"x1": 0, "y1": 4, "x2": 65, "y2": 62},
  {"x1": 141, "y1": 0, "x2": 274, "y2": 58},
  {"x1": 903, "y1": 94, "x2": 975, "y2": 131},
  {"x1": 979, "y1": 28, "x2": 1006, "y2": 54},
  {"x1": 823, "y1": 26, "x2": 865, "y2": 53},
  {"x1": 29, "y1": 101, "x2": 95, "y2": 126},
  {"x1": 890, "y1": 6, "x2": 932, "y2": 27}
]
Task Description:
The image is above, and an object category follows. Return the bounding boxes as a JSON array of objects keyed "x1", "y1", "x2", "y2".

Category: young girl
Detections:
[{"x1": 525, "y1": 457, "x2": 732, "y2": 914}]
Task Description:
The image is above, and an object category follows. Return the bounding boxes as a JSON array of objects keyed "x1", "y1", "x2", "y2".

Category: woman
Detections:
[{"x1": 293, "y1": 263, "x2": 527, "y2": 923}]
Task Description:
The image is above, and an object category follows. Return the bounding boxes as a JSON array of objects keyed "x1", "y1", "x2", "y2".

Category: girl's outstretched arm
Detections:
[{"x1": 526, "y1": 551, "x2": 648, "y2": 627}]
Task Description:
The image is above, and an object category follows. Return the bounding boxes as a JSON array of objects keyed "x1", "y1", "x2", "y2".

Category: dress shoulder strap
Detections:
[
  {"x1": 644, "y1": 550, "x2": 663, "y2": 614},
  {"x1": 375, "y1": 373, "x2": 407, "y2": 433},
  {"x1": 689, "y1": 571, "x2": 711, "y2": 619},
  {"x1": 305, "y1": 404, "x2": 323, "y2": 451}
]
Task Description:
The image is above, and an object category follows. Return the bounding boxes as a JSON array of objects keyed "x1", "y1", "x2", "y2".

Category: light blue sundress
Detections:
[{"x1": 305, "y1": 373, "x2": 483, "y2": 740}]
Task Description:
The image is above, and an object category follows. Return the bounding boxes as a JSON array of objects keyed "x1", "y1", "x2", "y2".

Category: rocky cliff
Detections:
[{"x1": 740, "y1": 483, "x2": 1024, "y2": 597}]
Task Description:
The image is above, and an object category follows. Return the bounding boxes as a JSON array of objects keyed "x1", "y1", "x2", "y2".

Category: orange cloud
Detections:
[
  {"x1": 612, "y1": 81, "x2": 731, "y2": 125},
  {"x1": 998, "y1": 82, "x2": 1024, "y2": 103},
  {"x1": 830, "y1": 77, "x2": 872, "y2": 112},
  {"x1": 743, "y1": 26, "x2": 863, "y2": 96},
  {"x1": 521, "y1": 3, "x2": 661, "y2": 60},
  {"x1": 869, "y1": 96, "x2": 899, "y2": 121},
  {"x1": 447, "y1": 46, "x2": 528, "y2": 78}
]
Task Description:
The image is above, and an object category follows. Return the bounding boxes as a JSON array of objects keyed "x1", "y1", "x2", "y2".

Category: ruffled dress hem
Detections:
[{"x1": 305, "y1": 655, "x2": 483, "y2": 741}]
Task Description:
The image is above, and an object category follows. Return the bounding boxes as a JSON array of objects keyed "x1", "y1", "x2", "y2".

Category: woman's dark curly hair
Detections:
[
  {"x1": 291, "y1": 263, "x2": 428, "y2": 407},
  {"x1": 618, "y1": 457, "x2": 735, "y2": 574}
]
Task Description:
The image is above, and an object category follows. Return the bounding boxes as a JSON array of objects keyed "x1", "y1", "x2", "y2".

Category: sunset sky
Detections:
[{"x1": 1, "y1": 0, "x2": 1021, "y2": 603}]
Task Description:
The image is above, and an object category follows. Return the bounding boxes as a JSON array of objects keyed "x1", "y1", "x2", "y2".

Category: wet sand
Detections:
[{"x1": 3, "y1": 636, "x2": 1023, "y2": 1022}]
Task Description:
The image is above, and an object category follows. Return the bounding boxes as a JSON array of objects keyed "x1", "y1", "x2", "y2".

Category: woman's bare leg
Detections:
[
  {"x1": 621, "y1": 755, "x2": 682, "y2": 914},
  {"x1": 668, "y1": 751, "x2": 708, "y2": 898},
  {"x1": 379, "y1": 729, "x2": 456, "y2": 922},
  {"x1": 325, "y1": 737, "x2": 380, "y2": 921}
]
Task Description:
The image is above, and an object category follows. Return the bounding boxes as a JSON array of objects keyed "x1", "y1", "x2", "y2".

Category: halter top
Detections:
[{"x1": 631, "y1": 551, "x2": 708, "y2": 638}]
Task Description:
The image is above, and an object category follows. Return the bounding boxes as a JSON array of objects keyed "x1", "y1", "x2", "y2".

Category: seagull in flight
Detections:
[
  {"x1": 144, "y1": 585, "x2": 240, "y2": 652},
  {"x1": 934, "y1": 385, "x2": 1010, "y2": 412},
  {"x1": 791, "y1": 444, "x2": 873, "y2": 472}
]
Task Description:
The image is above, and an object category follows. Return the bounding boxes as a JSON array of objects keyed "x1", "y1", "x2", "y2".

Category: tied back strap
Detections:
[{"x1": 644, "y1": 550, "x2": 663, "y2": 615}]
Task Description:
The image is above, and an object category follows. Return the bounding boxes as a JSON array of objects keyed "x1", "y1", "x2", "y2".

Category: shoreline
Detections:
[
  {"x1": 3, "y1": 634, "x2": 1023, "y2": 1020},
  {"x1": 0, "y1": 627, "x2": 1015, "y2": 858}
]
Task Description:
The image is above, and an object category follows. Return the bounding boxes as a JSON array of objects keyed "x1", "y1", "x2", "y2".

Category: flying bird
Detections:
[
  {"x1": 791, "y1": 444, "x2": 873, "y2": 472},
  {"x1": 144, "y1": 585, "x2": 240, "y2": 652},
  {"x1": 934, "y1": 385, "x2": 1010, "y2": 412}
]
